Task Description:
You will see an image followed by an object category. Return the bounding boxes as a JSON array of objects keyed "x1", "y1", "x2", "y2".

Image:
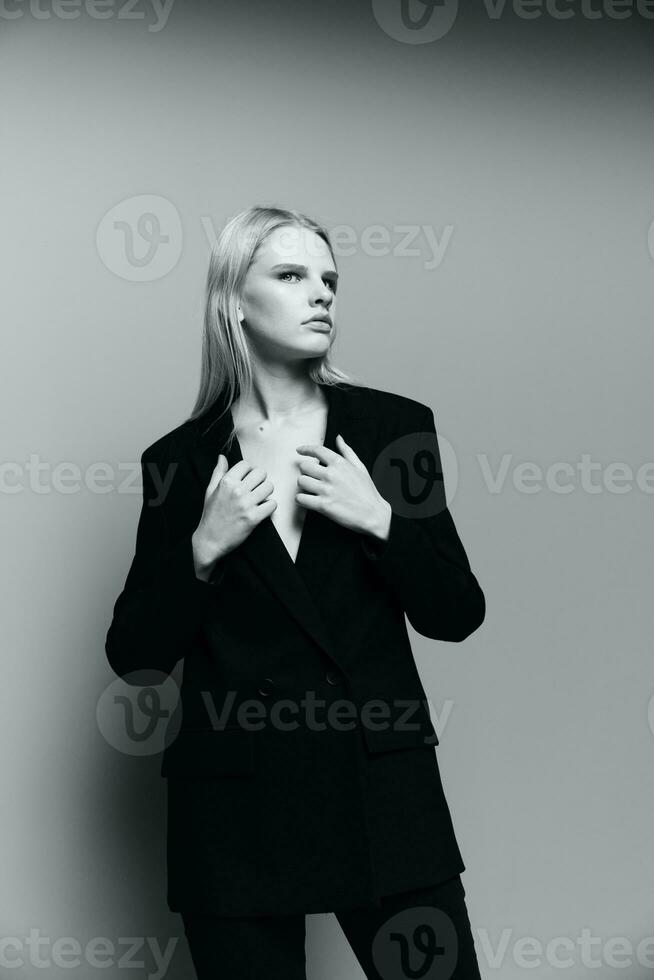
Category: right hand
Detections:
[{"x1": 192, "y1": 455, "x2": 276, "y2": 574}]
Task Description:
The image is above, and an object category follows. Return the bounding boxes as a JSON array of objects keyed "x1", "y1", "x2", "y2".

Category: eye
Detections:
[{"x1": 277, "y1": 271, "x2": 337, "y2": 293}]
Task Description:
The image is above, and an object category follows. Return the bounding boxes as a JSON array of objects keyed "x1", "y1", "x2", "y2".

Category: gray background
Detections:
[{"x1": 2, "y1": 1, "x2": 653, "y2": 977}]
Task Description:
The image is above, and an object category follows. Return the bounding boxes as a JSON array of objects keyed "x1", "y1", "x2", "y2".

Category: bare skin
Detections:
[
  {"x1": 192, "y1": 225, "x2": 391, "y2": 581},
  {"x1": 231, "y1": 387, "x2": 329, "y2": 563}
]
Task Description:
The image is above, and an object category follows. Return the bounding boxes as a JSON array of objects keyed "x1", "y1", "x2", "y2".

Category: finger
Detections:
[
  {"x1": 208, "y1": 455, "x2": 260, "y2": 496},
  {"x1": 335, "y1": 433, "x2": 366, "y2": 470},
  {"x1": 296, "y1": 474, "x2": 322, "y2": 494},
  {"x1": 295, "y1": 491, "x2": 322, "y2": 511},
  {"x1": 297, "y1": 457, "x2": 325, "y2": 476},
  {"x1": 295, "y1": 444, "x2": 338, "y2": 466},
  {"x1": 241, "y1": 466, "x2": 270, "y2": 491},
  {"x1": 222, "y1": 457, "x2": 259, "y2": 482},
  {"x1": 207, "y1": 454, "x2": 229, "y2": 495},
  {"x1": 251, "y1": 479, "x2": 275, "y2": 504}
]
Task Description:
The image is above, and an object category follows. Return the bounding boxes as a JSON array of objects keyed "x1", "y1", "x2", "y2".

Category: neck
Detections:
[{"x1": 234, "y1": 372, "x2": 324, "y2": 425}]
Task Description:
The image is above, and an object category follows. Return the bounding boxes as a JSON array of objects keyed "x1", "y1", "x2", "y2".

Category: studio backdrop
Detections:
[{"x1": 2, "y1": 1, "x2": 653, "y2": 977}]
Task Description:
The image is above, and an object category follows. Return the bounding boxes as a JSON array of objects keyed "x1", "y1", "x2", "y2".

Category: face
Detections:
[{"x1": 237, "y1": 225, "x2": 338, "y2": 363}]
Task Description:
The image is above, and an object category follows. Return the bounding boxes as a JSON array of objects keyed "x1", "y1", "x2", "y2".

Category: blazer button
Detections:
[
  {"x1": 257, "y1": 677, "x2": 275, "y2": 697},
  {"x1": 326, "y1": 669, "x2": 343, "y2": 686}
]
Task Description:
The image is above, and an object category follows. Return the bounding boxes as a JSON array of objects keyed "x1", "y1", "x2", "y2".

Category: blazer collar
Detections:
[{"x1": 187, "y1": 382, "x2": 378, "y2": 669}]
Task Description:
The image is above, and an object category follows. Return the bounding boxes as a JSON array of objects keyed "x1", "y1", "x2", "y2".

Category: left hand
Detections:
[{"x1": 295, "y1": 434, "x2": 392, "y2": 538}]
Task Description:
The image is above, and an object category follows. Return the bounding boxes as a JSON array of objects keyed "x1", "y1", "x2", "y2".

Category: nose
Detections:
[{"x1": 309, "y1": 275, "x2": 334, "y2": 306}]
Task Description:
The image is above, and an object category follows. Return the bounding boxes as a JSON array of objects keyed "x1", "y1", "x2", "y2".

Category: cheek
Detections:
[
  {"x1": 262, "y1": 290, "x2": 306, "y2": 326},
  {"x1": 245, "y1": 295, "x2": 302, "y2": 340},
  {"x1": 253, "y1": 288, "x2": 301, "y2": 320}
]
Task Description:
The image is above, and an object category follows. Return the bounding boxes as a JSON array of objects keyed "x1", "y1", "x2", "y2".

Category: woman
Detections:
[{"x1": 105, "y1": 205, "x2": 486, "y2": 978}]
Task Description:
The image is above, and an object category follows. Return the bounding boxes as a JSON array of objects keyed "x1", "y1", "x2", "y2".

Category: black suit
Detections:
[{"x1": 105, "y1": 382, "x2": 485, "y2": 917}]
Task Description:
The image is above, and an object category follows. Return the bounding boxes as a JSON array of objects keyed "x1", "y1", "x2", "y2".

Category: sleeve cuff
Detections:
[
  {"x1": 155, "y1": 532, "x2": 228, "y2": 601},
  {"x1": 359, "y1": 509, "x2": 407, "y2": 563}
]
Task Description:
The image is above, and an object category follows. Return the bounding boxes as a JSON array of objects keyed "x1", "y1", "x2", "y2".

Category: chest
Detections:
[{"x1": 235, "y1": 411, "x2": 328, "y2": 563}]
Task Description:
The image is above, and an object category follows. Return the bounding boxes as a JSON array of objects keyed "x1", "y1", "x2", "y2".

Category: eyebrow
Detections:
[{"x1": 270, "y1": 263, "x2": 339, "y2": 282}]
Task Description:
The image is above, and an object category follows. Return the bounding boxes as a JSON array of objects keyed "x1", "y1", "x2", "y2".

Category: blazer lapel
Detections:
[
  {"x1": 186, "y1": 383, "x2": 378, "y2": 666},
  {"x1": 292, "y1": 385, "x2": 378, "y2": 599}
]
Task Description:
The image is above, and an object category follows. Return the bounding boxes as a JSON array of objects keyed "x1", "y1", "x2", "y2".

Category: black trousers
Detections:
[{"x1": 181, "y1": 874, "x2": 482, "y2": 979}]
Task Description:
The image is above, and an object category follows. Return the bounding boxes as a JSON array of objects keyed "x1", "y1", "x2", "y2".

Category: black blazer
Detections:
[{"x1": 105, "y1": 382, "x2": 485, "y2": 916}]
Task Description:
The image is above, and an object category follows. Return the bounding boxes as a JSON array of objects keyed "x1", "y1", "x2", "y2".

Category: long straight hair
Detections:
[{"x1": 188, "y1": 205, "x2": 360, "y2": 450}]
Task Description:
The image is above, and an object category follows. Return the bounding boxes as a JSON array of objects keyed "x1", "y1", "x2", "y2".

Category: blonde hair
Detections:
[{"x1": 188, "y1": 205, "x2": 359, "y2": 450}]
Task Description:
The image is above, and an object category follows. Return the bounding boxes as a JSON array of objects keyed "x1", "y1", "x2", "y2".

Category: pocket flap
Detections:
[
  {"x1": 362, "y1": 715, "x2": 439, "y2": 754},
  {"x1": 160, "y1": 728, "x2": 255, "y2": 778}
]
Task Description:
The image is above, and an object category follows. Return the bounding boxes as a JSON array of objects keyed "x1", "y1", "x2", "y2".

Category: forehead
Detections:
[{"x1": 253, "y1": 225, "x2": 334, "y2": 266}]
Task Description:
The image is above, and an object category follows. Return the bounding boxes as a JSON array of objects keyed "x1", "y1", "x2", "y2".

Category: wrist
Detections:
[
  {"x1": 191, "y1": 528, "x2": 222, "y2": 580},
  {"x1": 364, "y1": 499, "x2": 392, "y2": 542}
]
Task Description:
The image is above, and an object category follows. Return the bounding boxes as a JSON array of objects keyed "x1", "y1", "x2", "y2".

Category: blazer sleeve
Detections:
[
  {"x1": 359, "y1": 404, "x2": 485, "y2": 642},
  {"x1": 105, "y1": 444, "x2": 227, "y2": 681}
]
